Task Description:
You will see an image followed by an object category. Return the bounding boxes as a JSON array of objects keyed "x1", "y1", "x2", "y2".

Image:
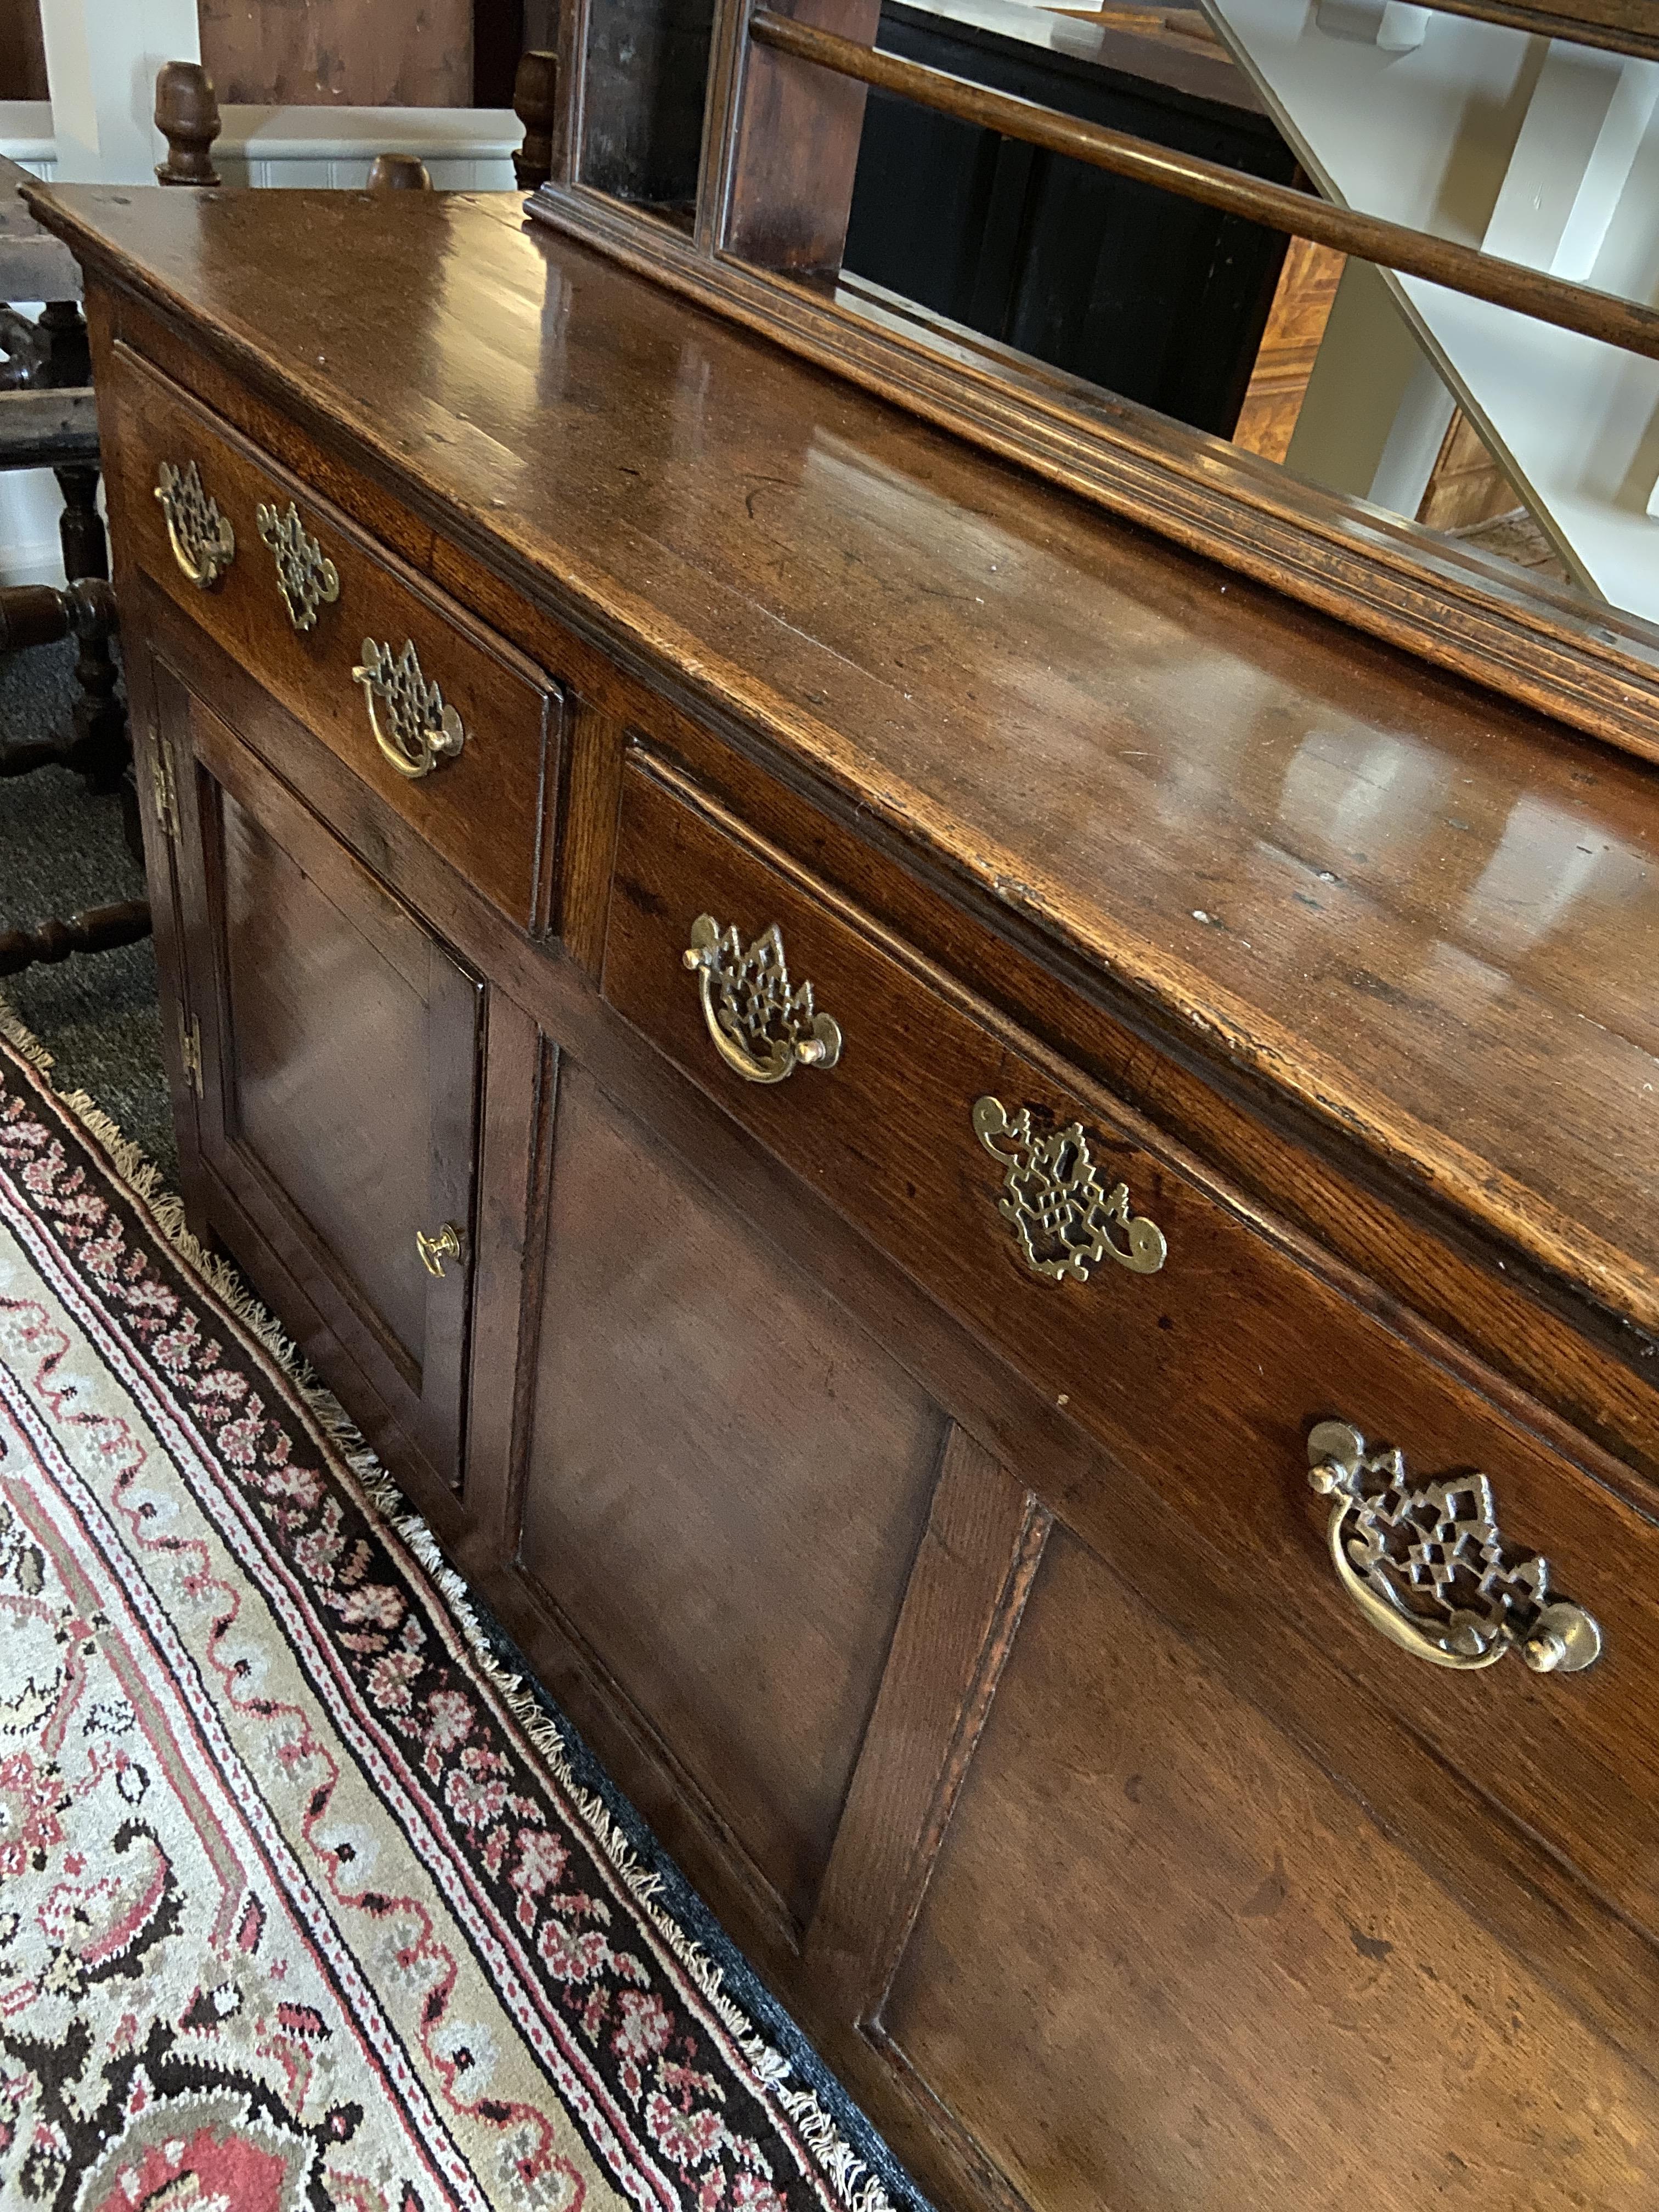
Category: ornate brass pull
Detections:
[
  {"x1": 352, "y1": 638, "x2": 465, "y2": 780},
  {"x1": 681, "y1": 913, "x2": 842, "y2": 1085},
  {"x1": 257, "y1": 499, "x2": 339, "y2": 631},
  {"x1": 154, "y1": 459, "x2": 235, "y2": 590},
  {"x1": 1306, "y1": 1420, "x2": 1602, "y2": 1674},
  {"x1": 972, "y1": 1096, "x2": 1166, "y2": 1282},
  {"x1": 416, "y1": 1222, "x2": 463, "y2": 1278}
]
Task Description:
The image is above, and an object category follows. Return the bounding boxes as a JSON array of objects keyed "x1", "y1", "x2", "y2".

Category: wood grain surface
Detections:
[
  {"x1": 101, "y1": 338, "x2": 563, "y2": 934},
  {"x1": 36, "y1": 183, "x2": 1658, "y2": 1350},
  {"x1": 883, "y1": 1522, "x2": 1659, "y2": 2212},
  {"x1": 0, "y1": 2, "x2": 46, "y2": 103},
  {"x1": 198, "y1": 0, "x2": 473, "y2": 105},
  {"x1": 600, "y1": 745, "x2": 1659, "y2": 1950},
  {"x1": 54, "y1": 148, "x2": 1659, "y2": 2212}
]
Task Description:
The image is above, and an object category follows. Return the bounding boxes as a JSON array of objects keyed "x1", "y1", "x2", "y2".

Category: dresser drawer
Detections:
[
  {"x1": 101, "y1": 342, "x2": 562, "y2": 932},
  {"x1": 601, "y1": 745, "x2": 1659, "y2": 1941}
]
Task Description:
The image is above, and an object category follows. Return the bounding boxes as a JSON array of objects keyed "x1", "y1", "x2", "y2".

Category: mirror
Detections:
[
  {"x1": 829, "y1": 0, "x2": 1657, "y2": 623},
  {"x1": 580, "y1": 0, "x2": 718, "y2": 225}
]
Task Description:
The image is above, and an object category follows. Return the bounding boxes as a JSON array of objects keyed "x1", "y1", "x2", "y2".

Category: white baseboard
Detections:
[
  {"x1": 0, "y1": 102, "x2": 55, "y2": 173},
  {"x1": 0, "y1": 471, "x2": 69, "y2": 587}
]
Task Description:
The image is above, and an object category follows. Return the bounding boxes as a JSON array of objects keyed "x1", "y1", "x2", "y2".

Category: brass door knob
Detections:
[
  {"x1": 155, "y1": 459, "x2": 235, "y2": 589},
  {"x1": 1306, "y1": 1419, "x2": 1602, "y2": 1674},
  {"x1": 416, "y1": 1222, "x2": 464, "y2": 1278},
  {"x1": 682, "y1": 912, "x2": 842, "y2": 1085}
]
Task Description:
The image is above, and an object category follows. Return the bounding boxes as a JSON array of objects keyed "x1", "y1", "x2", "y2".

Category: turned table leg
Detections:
[
  {"x1": 0, "y1": 899, "x2": 153, "y2": 979},
  {"x1": 0, "y1": 579, "x2": 151, "y2": 975},
  {"x1": 0, "y1": 576, "x2": 123, "y2": 786}
]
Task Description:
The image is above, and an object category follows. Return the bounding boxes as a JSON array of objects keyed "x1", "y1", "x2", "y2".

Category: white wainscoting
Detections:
[{"x1": 217, "y1": 105, "x2": 518, "y2": 191}]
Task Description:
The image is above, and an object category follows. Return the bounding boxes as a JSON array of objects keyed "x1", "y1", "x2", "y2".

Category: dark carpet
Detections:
[{"x1": 0, "y1": 639, "x2": 178, "y2": 1184}]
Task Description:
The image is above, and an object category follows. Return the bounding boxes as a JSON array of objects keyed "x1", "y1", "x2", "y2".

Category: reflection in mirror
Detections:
[
  {"x1": 581, "y1": 0, "x2": 716, "y2": 225},
  {"x1": 841, "y1": 0, "x2": 1300, "y2": 438},
  {"x1": 828, "y1": 0, "x2": 1656, "y2": 624}
]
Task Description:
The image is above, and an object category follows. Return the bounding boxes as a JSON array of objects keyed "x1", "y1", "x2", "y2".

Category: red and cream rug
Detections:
[{"x1": 0, "y1": 1013, "x2": 919, "y2": 2212}]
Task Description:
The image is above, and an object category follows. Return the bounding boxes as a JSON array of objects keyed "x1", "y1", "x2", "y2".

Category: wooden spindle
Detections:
[
  {"x1": 0, "y1": 581, "x2": 74, "y2": 655},
  {"x1": 0, "y1": 900, "x2": 153, "y2": 979},
  {"x1": 0, "y1": 576, "x2": 115, "y2": 657},
  {"x1": 512, "y1": 50, "x2": 559, "y2": 192},
  {"x1": 154, "y1": 61, "x2": 222, "y2": 188},
  {"x1": 46, "y1": 469, "x2": 124, "y2": 789},
  {"x1": 368, "y1": 154, "x2": 435, "y2": 193}
]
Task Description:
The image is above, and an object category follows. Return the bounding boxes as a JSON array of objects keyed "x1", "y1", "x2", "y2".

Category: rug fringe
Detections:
[
  {"x1": 0, "y1": 996, "x2": 58, "y2": 1079},
  {"x1": 0, "y1": 991, "x2": 902, "y2": 2212}
]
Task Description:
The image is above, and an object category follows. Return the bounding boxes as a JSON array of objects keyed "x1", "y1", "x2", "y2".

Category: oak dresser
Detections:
[{"x1": 27, "y1": 178, "x2": 1659, "y2": 2212}]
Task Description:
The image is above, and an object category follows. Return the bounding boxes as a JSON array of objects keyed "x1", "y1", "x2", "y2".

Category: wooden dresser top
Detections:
[{"x1": 31, "y1": 181, "x2": 1659, "y2": 1345}]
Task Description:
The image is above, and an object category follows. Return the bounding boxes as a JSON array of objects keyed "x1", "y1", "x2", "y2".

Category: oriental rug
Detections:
[{"x1": 0, "y1": 1012, "x2": 923, "y2": 2212}]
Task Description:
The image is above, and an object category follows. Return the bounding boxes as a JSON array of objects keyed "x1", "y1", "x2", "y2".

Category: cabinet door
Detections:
[
  {"x1": 157, "y1": 656, "x2": 482, "y2": 1497},
  {"x1": 518, "y1": 1057, "x2": 951, "y2": 1944}
]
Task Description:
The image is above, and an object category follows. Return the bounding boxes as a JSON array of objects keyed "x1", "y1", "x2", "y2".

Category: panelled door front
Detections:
[{"x1": 154, "y1": 650, "x2": 483, "y2": 1496}]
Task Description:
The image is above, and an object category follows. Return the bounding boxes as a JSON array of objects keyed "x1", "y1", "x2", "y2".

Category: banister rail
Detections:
[
  {"x1": 1412, "y1": 0, "x2": 1659, "y2": 64},
  {"x1": 748, "y1": 8, "x2": 1659, "y2": 365}
]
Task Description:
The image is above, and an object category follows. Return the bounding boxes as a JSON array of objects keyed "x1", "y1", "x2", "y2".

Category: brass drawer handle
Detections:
[
  {"x1": 416, "y1": 1222, "x2": 463, "y2": 1278},
  {"x1": 682, "y1": 913, "x2": 842, "y2": 1085},
  {"x1": 1306, "y1": 1420, "x2": 1602, "y2": 1674},
  {"x1": 154, "y1": 459, "x2": 235, "y2": 590},
  {"x1": 973, "y1": 1096, "x2": 1166, "y2": 1280},
  {"x1": 257, "y1": 499, "x2": 340, "y2": 632},
  {"x1": 352, "y1": 638, "x2": 465, "y2": 780}
]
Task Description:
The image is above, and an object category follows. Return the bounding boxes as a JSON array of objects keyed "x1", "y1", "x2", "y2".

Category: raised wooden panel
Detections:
[
  {"x1": 882, "y1": 1522, "x2": 1659, "y2": 2212},
  {"x1": 519, "y1": 1059, "x2": 949, "y2": 1927},
  {"x1": 220, "y1": 781, "x2": 435, "y2": 1366}
]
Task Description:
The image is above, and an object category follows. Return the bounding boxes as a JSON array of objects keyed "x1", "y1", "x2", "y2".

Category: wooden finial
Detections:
[
  {"x1": 368, "y1": 153, "x2": 434, "y2": 193},
  {"x1": 512, "y1": 50, "x2": 559, "y2": 191},
  {"x1": 154, "y1": 60, "x2": 222, "y2": 187}
]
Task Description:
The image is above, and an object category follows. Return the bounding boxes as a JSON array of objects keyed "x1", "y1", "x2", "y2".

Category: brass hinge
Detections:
[
  {"x1": 178, "y1": 1010, "x2": 202, "y2": 1096},
  {"x1": 149, "y1": 745, "x2": 178, "y2": 841}
]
